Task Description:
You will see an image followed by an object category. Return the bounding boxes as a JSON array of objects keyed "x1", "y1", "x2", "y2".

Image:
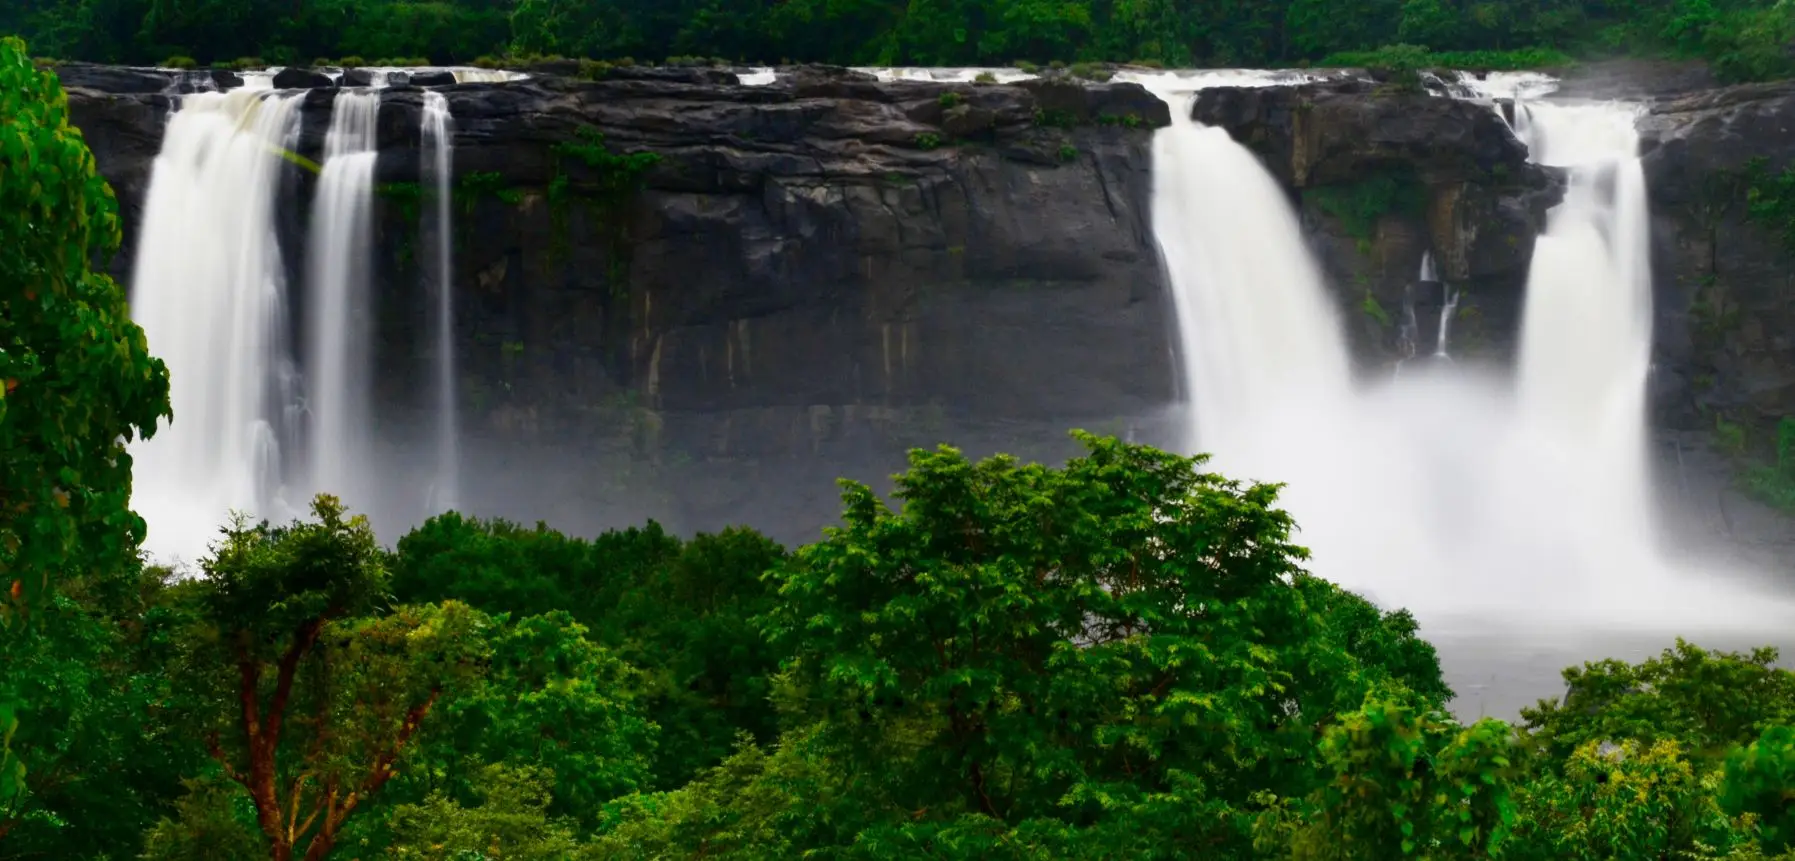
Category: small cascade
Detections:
[
  {"x1": 1414, "y1": 252, "x2": 1459, "y2": 360},
  {"x1": 304, "y1": 90, "x2": 382, "y2": 512},
  {"x1": 129, "y1": 90, "x2": 307, "y2": 564},
  {"x1": 422, "y1": 91, "x2": 460, "y2": 516}
]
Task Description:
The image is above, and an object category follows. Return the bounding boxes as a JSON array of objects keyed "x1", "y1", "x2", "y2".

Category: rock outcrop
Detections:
[
  {"x1": 1194, "y1": 80, "x2": 1562, "y2": 366},
  {"x1": 1642, "y1": 80, "x2": 1795, "y2": 431},
  {"x1": 64, "y1": 68, "x2": 1178, "y2": 542}
]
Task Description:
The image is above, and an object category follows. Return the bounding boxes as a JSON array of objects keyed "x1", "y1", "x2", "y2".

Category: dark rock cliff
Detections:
[
  {"x1": 1642, "y1": 80, "x2": 1795, "y2": 430},
  {"x1": 1193, "y1": 80, "x2": 1562, "y2": 368},
  {"x1": 64, "y1": 67, "x2": 1178, "y2": 543}
]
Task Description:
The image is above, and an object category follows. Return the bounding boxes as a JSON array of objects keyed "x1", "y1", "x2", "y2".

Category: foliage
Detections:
[
  {"x1": 393, "y1": 517, "x2": 785, "y2": 789},
  {"x1": 0, "y1": 36, "x2": 171, "y2": 610},
  {"x1": 1319, "y1": 46, "x2": 1576, "y2": 71},
  {"x1": 1307, "y1": 167, "x2": 1429, "y2": 254},
  {"x1": 7, "y1": 0, "x2": 1795, "y2": 81},
  {"x1": 757, "y1": 433, "x2": 1415, "y2": 855},
  {"x1": 550, "y1": 126, "x2": 661, "y2": 202},
  {"x1": 1266, "y1": 698, "x2": 1517, "y2": 859},
  {"x1": 1504, "y1": 738, "x2": 1751, "y2": 859},
  {"x1": 1738, "y1": 156, "x2": 1795, "y2": 253},
  {"x1": 383, "y1": 764, "x2": 590, "y2": 860},
  {"x1": 420, "y1": 612, "x2": 659, "y2": 826},
  {"x1": 1521, "y1": 640, "x2": 1795, "y2": 766},
  {"x1": 1349, "y1": 42, "x2": 1434, "y2": 90},
  {"x1": 0, "y1": 565, "x2": 199, "y2": 856},
  {"x1": 169, "y1": 495, "x2": 493, "y2": 860},
  {"x1": 1722, "y1": 726, "x2": 1795, "y2": 853}
]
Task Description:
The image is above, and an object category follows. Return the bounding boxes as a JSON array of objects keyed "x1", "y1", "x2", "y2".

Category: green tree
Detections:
[
  {"x1": 393, "y1": 518, "x2": 784, "y2": 789},
  {"x1": 0, "y1": 565, "x2": 198, "y2": 856},
  {"x1": 755, "y1": 432, "x2": 1421, "y2": 855},
  {"x1": 0, "y1": 35, "x2": 170, "y2": 609},
  {"x1": 169, "y1": 496, "x2": 492, "y2": 861},
  {"x1": 1521, "y1": 640, "x2": 1795, "y2": 765},
  {"x1": 383, "y1": 764, "x2": 589, "y2": 860}
]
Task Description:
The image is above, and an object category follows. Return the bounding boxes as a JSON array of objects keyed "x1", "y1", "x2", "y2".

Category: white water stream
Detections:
[
  {"x1": 423, "y1": 91, "x2": 460, "y2": 516},
  {"x1": 304, "y1": 91, "x2": 381, "y2": 515},
  {"x1": 129, "y1": 91, "x2": 307, "y2": 564},
  {"x1": 1131, "y1": 70, "x2": 1795, "y2": 714}
]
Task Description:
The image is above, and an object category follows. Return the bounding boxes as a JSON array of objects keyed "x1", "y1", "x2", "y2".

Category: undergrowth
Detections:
[{"x1": 1306, "y1": 167, "x2": 1428, "y2": 255}]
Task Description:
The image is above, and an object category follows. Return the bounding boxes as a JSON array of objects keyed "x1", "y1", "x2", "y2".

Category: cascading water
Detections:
[
  {"x1": 422, "y1": 91, "x2": 460, "y2": 515},
  {"x1": 129, "y1": 90, "x2": 306, "y2": 564},
  {"x1": 1510, "y1": 98, "x2": 1659, "y2": 569},
  {"x1": 304, "y1": 91, "x2": 381, "y2": 512},
  {"x1": 1417, "y1": 252, "x2": 1459, "y2": 358},
  {"x1": 1131, "y1": 70, "x2": 1794, "y2": 716},
  {"x1": 1135, "y1": 73, "x2": 1352, "y2": 460}
]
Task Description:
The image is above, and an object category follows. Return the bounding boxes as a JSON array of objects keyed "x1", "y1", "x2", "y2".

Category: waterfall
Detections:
[
  {"x1": 1132, "y1": 71, "x2": 1793, "y2": 631},
  {"x1": 422, "y1": 90, "x2": 460, "y2": 515},
  {"x1": 1142, "y1": 83, "x2": 1351, "y2": 459},
  {"x1": 1419, "y1": 252, "x2": 1459, "y2": 358},
  {"x1": 304, "y1": 91, "x2": 381, "y2": 511},
  {"x1": 128, "y1": 90, "x2": 306, "y2": 564}
]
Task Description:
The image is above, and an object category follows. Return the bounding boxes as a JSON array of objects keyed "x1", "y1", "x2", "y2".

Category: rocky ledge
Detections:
[{"x1": 63, "y1": 65, "x2": 1178, "y2": 541}]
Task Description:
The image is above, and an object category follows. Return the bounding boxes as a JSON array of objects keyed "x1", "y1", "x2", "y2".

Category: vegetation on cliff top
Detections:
[{"x1": 6, "y1": 0, "x2": 1795, "y2": 83}]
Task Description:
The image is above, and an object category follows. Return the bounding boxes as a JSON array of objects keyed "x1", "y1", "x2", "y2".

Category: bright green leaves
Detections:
[
  {"x1": 1520, "y1": 640, "x2": 1795, "y2": 765},
  {"x1": 759, "y1": 431, "x2": 1402, "y2": 853},
  {"x1": 0, "y1": 35, "x2": 170, "y2": 613},
  {"x1": 1272, "y1": 698, "x2": 1516, "y2": 859},
  {"x1": 1720, "y1": 726, "x2": 1795, "y2": 853}
]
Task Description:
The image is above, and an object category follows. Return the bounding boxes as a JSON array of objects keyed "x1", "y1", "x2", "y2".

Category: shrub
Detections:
[
  {"x1": 974, "y1": 70, "x2": 997, "y2": 83},
  {"x1": 938, "y1": 91, "x2": 964, "y2": 108},
  {"x1": 160, "y1": 55, "x2": 197, "y2": 69}
]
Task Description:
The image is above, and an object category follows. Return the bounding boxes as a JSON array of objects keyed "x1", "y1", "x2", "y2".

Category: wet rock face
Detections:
[
  {"x1": 66, "y1": 70, "x2": 1176, "y2": 542},
  {"x1": 1193, "y1": 81, "x2": 1561, "y2": 368},
  {"x1": 1641, "y1": 80, "x2": 1795, "y2": 431}
]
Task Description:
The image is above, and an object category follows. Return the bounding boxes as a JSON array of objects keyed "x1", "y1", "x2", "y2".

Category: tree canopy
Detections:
[{"x1": 6, "y1": 0, "x2": 1795, "y2": 82}]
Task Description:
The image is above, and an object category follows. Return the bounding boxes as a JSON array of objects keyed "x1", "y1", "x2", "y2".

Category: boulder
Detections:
[
  {"x1": 209, "y1": 68, "x2": 245, "y2": 90},
  {"x1": 50, "y1": 62, "x2": 172, "y2": 94},
  {"x1": 272, "y1": 67, "x2": 334, "y2": 89}
]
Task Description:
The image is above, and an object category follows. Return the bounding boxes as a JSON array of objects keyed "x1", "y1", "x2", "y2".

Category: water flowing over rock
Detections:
[
  {"x1": 69, "y1": 69, "x2": 1175, "y2": 547},
  {"x1": 1192, "y1": 80, "x2": 1563, "y2": 367}
]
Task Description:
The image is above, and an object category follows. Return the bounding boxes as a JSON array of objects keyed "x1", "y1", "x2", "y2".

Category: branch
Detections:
[
  {"x1": 204, "y1": 732, "x2": 245, "y2": 786},
  {"x1": 304, "y1": 687, "x2": 444, "y2": 861},
  {"x1": 264, "y1": 617, "x2": 325, "y2": 754}
]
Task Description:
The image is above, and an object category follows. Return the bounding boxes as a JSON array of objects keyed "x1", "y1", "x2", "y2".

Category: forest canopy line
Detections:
[{"x1": 4, "y1": 0, "x2": 1795, "y2": 83}]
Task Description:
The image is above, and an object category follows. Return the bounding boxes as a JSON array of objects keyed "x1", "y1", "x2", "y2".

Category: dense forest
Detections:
[
  {"x1": 5, "y1": 32, "x2": 1795, "y2": 860},
  {"x1": 4, "y1": 0, "x2": 1795, "y2": 82}
]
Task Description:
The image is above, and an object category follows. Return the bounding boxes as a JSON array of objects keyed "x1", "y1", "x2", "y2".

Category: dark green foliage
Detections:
[
  {"x1": 7, "y1": 0, "x2": 1795, "y2": 82},
  {"x1": 392, "y1": 516, "x2": 786, "y2": 789},
  {"x1": 1307, "y1": 167, "x2": 1429, "y2": 254},
  {"x1": 1738, "y1": 156, "x2": 1795, "y2": 253}
]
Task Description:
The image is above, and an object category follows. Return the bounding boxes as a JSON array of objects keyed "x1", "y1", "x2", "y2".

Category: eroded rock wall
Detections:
[{"x1": 66, "y1": 68, "x2": 1179, "y2": 543}]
